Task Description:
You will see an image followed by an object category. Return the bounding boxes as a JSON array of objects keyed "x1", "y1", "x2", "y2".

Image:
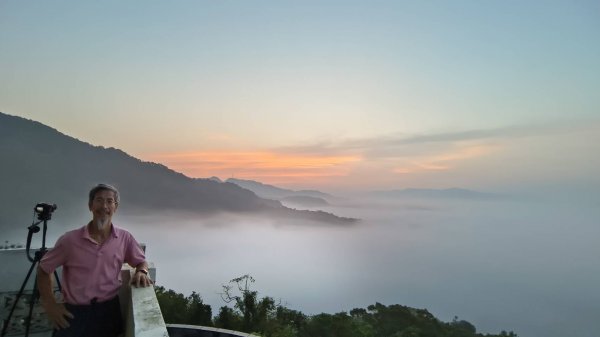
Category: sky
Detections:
[{"x1": 1, "y1": 0, "x2": 599, "y2": 193}]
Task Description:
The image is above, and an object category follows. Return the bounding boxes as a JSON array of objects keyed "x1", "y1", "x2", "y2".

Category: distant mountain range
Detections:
[
  {"x1": 0, "y1": 112, "x2": 356, "y2": 235},
  {"x1": 279, "y1": 195, "x2": 330, "y2": 207},
  {"x1": 226, "y1": 178, "x2": 333, "y2": 206},
  {"x1": 370, "y1": 188, "x2": 502, "y2": 200}
]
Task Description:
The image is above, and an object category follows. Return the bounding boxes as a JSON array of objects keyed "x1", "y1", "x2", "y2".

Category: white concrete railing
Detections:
[{"x1": 120, "y1": 267, "x2": 169, "y2": 337}]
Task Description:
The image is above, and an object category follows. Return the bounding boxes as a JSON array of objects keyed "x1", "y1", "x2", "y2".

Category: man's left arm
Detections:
[{"x1": 124, "y1": 232, "x2": 153, "y2": 288}]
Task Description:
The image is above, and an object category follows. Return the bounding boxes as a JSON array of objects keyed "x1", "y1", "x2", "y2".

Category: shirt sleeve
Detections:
[
  {"x1": 124, "y1": 232, "x2": 146, "y2": 268},
  {"x1": 39, "y1": 234, "x2": 68, "y2": 274}
]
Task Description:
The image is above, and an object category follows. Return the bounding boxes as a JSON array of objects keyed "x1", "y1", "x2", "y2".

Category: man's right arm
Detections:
[{"x1": 37, "y1": 266, "x2": 73, "y2": 330}]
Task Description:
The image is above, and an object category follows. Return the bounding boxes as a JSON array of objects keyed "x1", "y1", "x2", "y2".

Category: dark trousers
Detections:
[{"x1": 53, "y1": 296, "x2": 124, "y2": 337}]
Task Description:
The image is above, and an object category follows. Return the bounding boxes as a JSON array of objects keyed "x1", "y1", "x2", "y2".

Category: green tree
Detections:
[
  {"x1": 300, "y1": 311, "x2": 370, "y2": 337},
  {"x1": 221, "y1": 274, "x2": 278, "y2": 334},
  {"x1": 275, "y1": 306, "x2": 307, "y2": 333},
  {"x1": 187, "y1": 291, "x2": 213, "y2": 326},
  {"x1": 214, "y1": 306, "x2": 243, "y2": 331},
  {"x1": 154, "y1": 286, "x2": 212, "y2": 326},
  {"x1": 155, "y1": 286, "x2": 189, "y2": 323},
  {"x1": 393, "y1": 326, "x2": 422, "y2": 337}
]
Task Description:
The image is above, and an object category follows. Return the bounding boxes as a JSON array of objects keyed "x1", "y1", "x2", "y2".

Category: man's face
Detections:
[{"x1": 89, "y1": 189, "x2": 119, "y2": 224}]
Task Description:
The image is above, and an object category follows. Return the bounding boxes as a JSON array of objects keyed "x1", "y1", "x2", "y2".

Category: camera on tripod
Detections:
[
  {"x1": 1, "y1": 202, "x2": 62, "y2": 337},
  {"x1": 34, "y1": 203, "x2": 57, "y2": 221}
]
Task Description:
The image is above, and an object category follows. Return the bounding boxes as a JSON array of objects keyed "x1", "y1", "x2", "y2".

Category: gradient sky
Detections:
[{"x1": 1, "y1": 1, "x2": 599, "y2": 192}]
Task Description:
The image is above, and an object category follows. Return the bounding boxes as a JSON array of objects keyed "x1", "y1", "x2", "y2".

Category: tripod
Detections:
[{"x1": 1, "y1": 205, "x2": 62, "y2": 337}]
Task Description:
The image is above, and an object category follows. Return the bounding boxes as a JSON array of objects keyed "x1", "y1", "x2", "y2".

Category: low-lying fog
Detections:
[{"x1": 19, "y1": 196, "x2": 600, "y2": 337}]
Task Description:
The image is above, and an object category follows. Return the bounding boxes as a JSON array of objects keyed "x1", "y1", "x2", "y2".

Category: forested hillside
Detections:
[{"x1": 156, "y1": 275, "x2": 518, "y2": 337}]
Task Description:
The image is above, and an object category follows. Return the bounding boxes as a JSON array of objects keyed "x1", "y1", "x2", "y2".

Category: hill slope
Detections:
[{"x1": 0, "y1": 112, "x2": 354, "y2": 234}]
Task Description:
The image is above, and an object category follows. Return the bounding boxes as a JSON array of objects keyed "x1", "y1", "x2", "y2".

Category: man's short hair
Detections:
[{"x1": 89, "y1": 183, "x2": 120, "y2": 205}]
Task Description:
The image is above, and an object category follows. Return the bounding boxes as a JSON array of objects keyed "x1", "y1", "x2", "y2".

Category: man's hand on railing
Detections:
[{"x1": 131, "y1": 269, "x2": 153, "y2": 288}]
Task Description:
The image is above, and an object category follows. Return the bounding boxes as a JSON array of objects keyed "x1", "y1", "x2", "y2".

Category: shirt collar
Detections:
[{"x1": 81, "y1": 223, "x2": 119, "y2": 243}]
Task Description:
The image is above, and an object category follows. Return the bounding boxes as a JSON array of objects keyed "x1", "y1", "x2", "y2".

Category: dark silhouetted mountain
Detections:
[
  {"x1": 226, "y1": 178, "x2": 334, "y2": 201},
  {"x1": 370, "y1": 188, "x2": 501, "y2": 200},
  {"x1": 0, "y1": 112, "x2": 355, "y2": 234}
]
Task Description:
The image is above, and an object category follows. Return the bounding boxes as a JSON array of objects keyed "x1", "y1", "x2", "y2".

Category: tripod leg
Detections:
[
  {"x1": 24, "y1": 274, "x2": 39, "y2": 337},
  {"x1": 53, "y1": 270, "x2": 62, "y2": 292},
  {"x1": 1, "y1": 260, "x2": 37, "y2": 337}
]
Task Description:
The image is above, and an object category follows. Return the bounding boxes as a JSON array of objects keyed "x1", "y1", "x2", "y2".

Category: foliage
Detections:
[
  {"x1": 219, "y1": 274, "x2": 280, "y2": 334},
  {"x1": 154, "y1": 286, "x2": 212, "y2": 326},
  {"x1": 214, "y1": 306, "x2": 243, "y2": 331},
  {"x1": 155, "y1": 276, "x2": 518, "y2": 337}
]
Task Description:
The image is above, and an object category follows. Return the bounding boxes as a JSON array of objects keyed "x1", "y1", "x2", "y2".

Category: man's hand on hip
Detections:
[{"x1": 43, "y1": 302, "x2": 74, "y2": 330}]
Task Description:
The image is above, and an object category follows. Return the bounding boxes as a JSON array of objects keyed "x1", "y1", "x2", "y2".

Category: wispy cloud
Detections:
[
  {"x1": 276, "y1": 122, "x2": 583, "y2": 158},
  {"x1": 144, "y1": 120, "x2": 597, "y2": 187},
  {"x1": 393, "y1": 144, "x2": 499, "y2": 174}
]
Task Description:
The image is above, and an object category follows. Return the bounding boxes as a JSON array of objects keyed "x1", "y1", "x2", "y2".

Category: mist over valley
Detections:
[{"x1": 1, "y1": 113, "x2": 599, "y2": 337}]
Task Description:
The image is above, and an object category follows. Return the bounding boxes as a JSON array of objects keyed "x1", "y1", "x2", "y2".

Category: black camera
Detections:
[{"x1": 34, "y1": 202, "x2": 57, "y2": 220}]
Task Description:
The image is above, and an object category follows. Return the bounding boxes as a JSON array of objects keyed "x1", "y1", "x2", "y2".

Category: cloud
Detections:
[
  {"x1": 269, "y1": 121, "x2": 599, "y2": 183},
  {"x1": 393, "y1": 144, "x2": 499, "y2": 174},
  {"x1": 277, "y1": 121, "x2": 587, "y2": 158},
  {"x1": 143, "y1": 120, "x2": 599, "y2": 187}
]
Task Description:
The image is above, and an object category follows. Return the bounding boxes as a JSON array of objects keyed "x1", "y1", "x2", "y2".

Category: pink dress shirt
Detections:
[{"x1": 40, "y1": 224, "x2": 146, "y2": 305}]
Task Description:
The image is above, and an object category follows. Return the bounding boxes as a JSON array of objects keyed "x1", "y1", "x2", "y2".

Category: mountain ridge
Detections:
[
  {"x1": 0, "y1": 112, "x2": 355, "y2": 235},
  {"x1": 226, "y1": 178, "x2": 333, "y2": 200}
]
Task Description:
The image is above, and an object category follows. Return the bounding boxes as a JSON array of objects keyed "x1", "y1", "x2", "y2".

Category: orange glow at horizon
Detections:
[
  {"x1": 143, "y1": 143, "x2": 500, "y2": 187},
  {"x1": 144, "y1": 151, "x2": 361, "y2": 184}
]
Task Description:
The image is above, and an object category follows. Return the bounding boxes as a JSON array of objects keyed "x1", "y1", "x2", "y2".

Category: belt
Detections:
[{"x1": 66, "y1": 295, "x2": 119, "y2": 310}]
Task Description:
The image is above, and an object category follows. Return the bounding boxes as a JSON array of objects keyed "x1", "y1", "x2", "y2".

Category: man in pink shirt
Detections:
[{"x1": 37, "y1": 184, "x2": 152, "y2": 337}]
